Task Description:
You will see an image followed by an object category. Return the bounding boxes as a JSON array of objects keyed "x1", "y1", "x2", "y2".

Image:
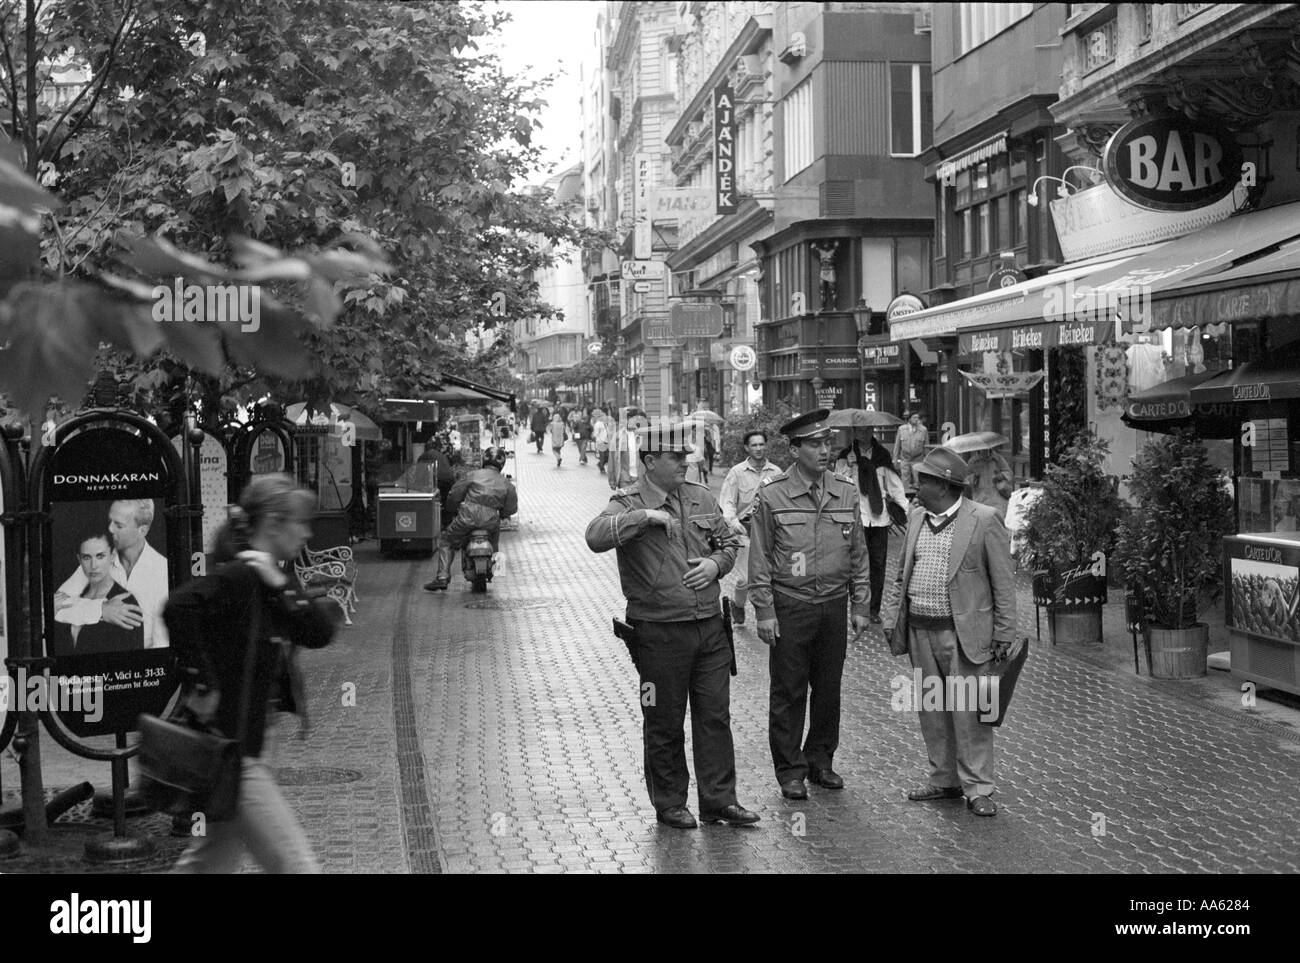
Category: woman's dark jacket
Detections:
[{"x1": 163, "y1": 561, "x2": 336, "y2": 757}]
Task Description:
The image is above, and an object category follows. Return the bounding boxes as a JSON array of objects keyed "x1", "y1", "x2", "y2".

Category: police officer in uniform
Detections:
[
  {"x1": 585, "y1": 421, "x2": 760, "y2": 829},
  {"x1": 749, "y1": 409, "x2": 870, "y2": 799}
]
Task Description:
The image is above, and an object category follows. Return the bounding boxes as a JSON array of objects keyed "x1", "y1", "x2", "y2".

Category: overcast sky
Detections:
[{"x1": 482, "y1": 0, "x2": 600, "y2": 185}]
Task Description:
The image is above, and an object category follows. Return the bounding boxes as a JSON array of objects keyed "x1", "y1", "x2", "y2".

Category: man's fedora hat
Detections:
[
  {"x1": 780, "y1": 408, "x2": 832, "y2": 442},
  {"x1": 913, "y1": 447, "x2": 969, "y2": 486}
]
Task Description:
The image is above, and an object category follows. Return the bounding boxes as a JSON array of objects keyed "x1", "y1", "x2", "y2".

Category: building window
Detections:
[
  {"x1": 889, "y1": 63, "x2": 932, "y2": 156},
  {"x1": 995, "y1": 194, "x2": 1010, "y2": 250},
  {"x1": 895, "y1": 236, "x2": 931, "y2": 295},
  {"x1": 1138, "y1": 4, "x2": 1153, "y2": 42},
  {"x1": 782, "y1": 78, "x2": 814, "y2": 180},
  {"x1": 974, "y1": 203, "x2": 989, "y2": 257},
  {"x1": 1081, "y1": 17, "x2": 1117, "y2": 73},
  {"x1": 960, "y1": 209, "x2": 973, "y2": 261},
  {"x1": 1176, "y1": 3, "x2": 1211, "y2": 22},
  {"x1": 1011, "y1": 188, "x2": 1026, "y2": 247},
  {"x1": 957, "y1": 2, "x2": 1033, "y2": 55},
  {"x1": 936, "y1": 187, "x2": 947, "y2": 261}
]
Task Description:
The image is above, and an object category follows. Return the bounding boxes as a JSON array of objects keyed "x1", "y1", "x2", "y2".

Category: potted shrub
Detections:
[
  {"x1": 1020, "y1": 431, "x2": 1125, "y2": 644},
  {"x1": 1112, "y1": 430, "x2": 1234, "y2": 678}
]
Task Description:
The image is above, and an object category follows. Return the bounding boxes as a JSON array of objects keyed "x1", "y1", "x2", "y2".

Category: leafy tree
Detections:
[
  {"x1": 0, "y1": 0, "x2": 598, "y2": 422},
  {"x1": 1020, "y1": 430, "x2": 1124, "y2": 574}
]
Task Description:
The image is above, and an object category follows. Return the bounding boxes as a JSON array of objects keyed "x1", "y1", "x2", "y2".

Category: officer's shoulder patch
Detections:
[
  {"x1": 830, "y1": 470, "x2": 852, "y2": 484},
  {"x1": 611, "y1": 487, "x2": 638, "y2": 500},
  {"x1": 681, "y1": 479, "x2": 708, "y2": 489},
  {"x1": 765, "y1": 470, "x2": 788, "y2": 484}
]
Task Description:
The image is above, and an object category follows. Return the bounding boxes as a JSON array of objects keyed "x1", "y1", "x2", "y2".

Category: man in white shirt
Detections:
[
  {"x1": 718, "y1": 429, "x2": 782, "y2": 625},
  {"x1": 592, "y1": 412, "x2": 610, "y2": 474},
  {"x1": 55, "y1": 499, "x2": 170, "y2": 649}
]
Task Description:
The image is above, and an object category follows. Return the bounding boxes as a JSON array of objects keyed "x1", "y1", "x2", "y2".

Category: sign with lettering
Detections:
[
  {"x1": 885, "y1": 293, "x2": 926, "y2": 328},
  {"x1": 1103, "y1": 115, "x2": 1243, "y2": 213},
  {"x1": 633, "y1": 151, "x2": 653, "y2": 258},
  {"x1": 1225, "y1": 535, "x2": 1300, "y2": 645},
  {"x1": 40, "y1": 413, "x2": 184, "y2": 737},
  {"x1": 670, "y1": 302, "x2": 724, "y2": 339},
  {"x1": 712, "y1": 83, "x2": 737, "y2": 214},
  {"x1": 729, "y1": 344, "x2": 756, "y2": 371},
  {"x1": 644, "y1": 316, "x2": 681, "y2": 348},
  {"x1": 650, "y1": 188, "x2": 714, "y2": 220},
  {"x1": 958, "y1": 318, "x2": 1105, "y2": 355},
  {"x1": 621, "y1": 260, "x2": 666, "y2": 280},
  {"x1": 861, "y1": 342, "x2": 902, "y2": 367}
]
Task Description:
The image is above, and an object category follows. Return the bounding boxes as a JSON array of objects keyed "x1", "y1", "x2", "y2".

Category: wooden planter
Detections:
[
  {"x1": 1149, "y1": 623, "x2": 1209, "y2": 679},
  {"x1": 1034, "y1": 568, "x2": 1108, "y2": 645}
]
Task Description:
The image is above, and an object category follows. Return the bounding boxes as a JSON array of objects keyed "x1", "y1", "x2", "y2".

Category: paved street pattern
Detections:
[{"x1": 410, "y1": 442, "x2": 1300, "y2": 873}]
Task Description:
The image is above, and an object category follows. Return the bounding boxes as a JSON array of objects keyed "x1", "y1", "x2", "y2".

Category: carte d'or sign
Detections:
[{"x1": 1103, "y1": 115, "x2": 1243, "y2": 213}]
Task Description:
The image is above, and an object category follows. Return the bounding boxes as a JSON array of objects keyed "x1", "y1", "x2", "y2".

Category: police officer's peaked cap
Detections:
[
  {"x1": 634, "y1": 420, "x2": 698, "y2": 455},
  {"x1": 780, "y1": 408, "x2": 832, "y2": 441},
  {"x1": 913, "y1": 446, "x2": 969, "y2": 485}
]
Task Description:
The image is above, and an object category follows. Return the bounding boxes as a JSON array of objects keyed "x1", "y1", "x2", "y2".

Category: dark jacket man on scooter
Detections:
[{"x1": 425, "y1": 447, "x2": 518, "y2": 591}]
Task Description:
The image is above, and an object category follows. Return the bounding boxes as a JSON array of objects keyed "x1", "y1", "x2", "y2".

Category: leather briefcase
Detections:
[{"x1": 138, "y1": 714, "x2": 242, "y2": 820}]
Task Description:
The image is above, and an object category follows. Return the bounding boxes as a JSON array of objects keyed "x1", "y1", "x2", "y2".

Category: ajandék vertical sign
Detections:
[{"x1": 713, "y1": 82, "x2": 737, "y2": 214}]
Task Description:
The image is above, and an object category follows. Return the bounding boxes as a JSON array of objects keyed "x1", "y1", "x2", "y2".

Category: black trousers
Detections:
[
  {"x1": 632, "y1": 616, "x2": 738, "y2": 813},
  {"x1": 866, "y1": 525, "x2": 889, "y2": 616},
  {"x1": 769, "y1": 594, "x2": 848, "y2": 782}
]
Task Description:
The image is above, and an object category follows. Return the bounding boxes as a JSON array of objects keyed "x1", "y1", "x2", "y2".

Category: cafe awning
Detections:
[
  {"x1": 1120, "y1": 370, "x2": 1238, "y2": 438},
  {"x1": 1188, "y1": 361, "x2": 1300, "y2": 405},
  {"x1": 890, "y1": 252, "x2": 1146, "y2": 352}
]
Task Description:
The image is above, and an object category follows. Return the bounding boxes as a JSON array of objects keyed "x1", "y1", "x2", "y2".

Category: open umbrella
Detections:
[
  {"x1": 825, "y1": 408, "x2": 903, "y2": 429},
  {"x1": 681, "y1": 409, "x2": 724, "y2": 425},
  {"x1": 940, "y1": 431, "x2": 1009, "y2": 454},
  {"x1": 284, "y1": 402, "x2": 381, "y2": 440}
]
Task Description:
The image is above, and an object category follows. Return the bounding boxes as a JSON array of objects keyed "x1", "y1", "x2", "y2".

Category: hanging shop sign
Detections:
[
  {"x1": 801, "y1": 355, "x2": 861, "y2": 377},
  {"x1": 650, "y1": 188, "x2": 714, "y2": 221},
  {"x1": 861, "y1": 342, "x2": 902, "y2": 367},
  {"x1": 987, "y1": 263, "x2": 1027, "y2": 292},
  {"x1": 644, "y1": 316, "x2": 682, "y2": 348},
  {"x1": 1103, "y1": 115, "x2": 1244, "y2": 213},
  {"x1": 36, "y1": 413, "x2": 184, "y2": 738},
  {"x1": 670, "y1": 302, "x2": 724, "y2": 339},
  {"x1": 885, "y1": 293, "x2": 926, "y2": 331},
  {"x1": 729, "y1": 344, "x2": 757, "y2": 371},
  {"x1": 621, "y1": 259, "x2": 666, "y2": 281},
  {"x1": 712, "y1": 83, "x2": 737, "y2": 214},
  {"x1": 634, "y1": 151, "x2": 653, "y2": 258}
]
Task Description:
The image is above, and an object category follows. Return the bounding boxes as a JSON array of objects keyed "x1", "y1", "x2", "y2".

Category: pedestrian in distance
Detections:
[
  {"x1": 549, "y1": 412, "x2": 567, "y2": 468},
  {"x1": 585, "y1": 421, "x2": 759, "y2": 829},
  {"x1": 881, "y1": 447, "x2": 1018, "y2": 817},
  {"x1": 837, "y1": 436, "x2": 910, "y2": 624},
  {"x1": 593, "y1": 407, "x2": 611, "y2": 474},
  {"x1": 717, "y1": 429, "x2": 782, "y2": 626},
  {"x1": 748, "y1": 409, "x2": 870, "y2": 800},
  {"x1": 530, "y1": 404, "x2": 549, "y2": 454},
  {"x1": 893, "y1": 411, "x2": 928, "y2": 493},
  {"x1": 163, "y1": 473, "x2": 340, "y2": 873}
]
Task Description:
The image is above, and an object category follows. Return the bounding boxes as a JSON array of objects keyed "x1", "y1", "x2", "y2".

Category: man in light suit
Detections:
[{"x1": 881, "y1": 448, "x2": 1017, "y2": 816}]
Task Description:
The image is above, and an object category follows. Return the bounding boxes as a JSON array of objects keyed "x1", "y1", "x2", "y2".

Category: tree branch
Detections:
[{"x1": 43, "y1": 0, "x2": 137, "y2": 162}]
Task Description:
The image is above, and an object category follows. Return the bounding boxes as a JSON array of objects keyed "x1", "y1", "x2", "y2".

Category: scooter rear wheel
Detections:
[{"x1": 471, "y1": 573, "x2": 489, "y2": 593}]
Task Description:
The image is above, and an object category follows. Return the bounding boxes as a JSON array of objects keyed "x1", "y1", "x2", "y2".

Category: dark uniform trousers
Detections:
[
  {"x1": 865, "y1": 526, "x2": 890, "y2": 616},
  {"x1": 769, "y1": 593, "x2": 848, "y2": 781},
  {"x1": 632, "y1": 615, "x2": 737, "y2": 813}
]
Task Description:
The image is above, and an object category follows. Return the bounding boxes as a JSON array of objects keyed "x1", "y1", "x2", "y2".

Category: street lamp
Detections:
[{"x1": 1026, "y1": 166, "x2": 1103, "y2": 206}]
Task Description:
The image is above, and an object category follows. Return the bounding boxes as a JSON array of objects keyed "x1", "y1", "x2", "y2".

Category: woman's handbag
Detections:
[
  {"x1": 887, "y1": 501, "x2": 908, "y2": 528},
  {"x1": 137, "y1": 592, "x2": 263, "y2": 821}
]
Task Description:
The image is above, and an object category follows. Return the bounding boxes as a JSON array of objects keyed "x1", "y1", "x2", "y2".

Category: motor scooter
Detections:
[{"x1": 462, "y1": 529, "x2": 495, "y2": 592}]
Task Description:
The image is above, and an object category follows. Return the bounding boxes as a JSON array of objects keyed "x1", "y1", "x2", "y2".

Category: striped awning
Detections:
[{"x1": 936, "y1": 134, "x2": 1008, "y2": 182}]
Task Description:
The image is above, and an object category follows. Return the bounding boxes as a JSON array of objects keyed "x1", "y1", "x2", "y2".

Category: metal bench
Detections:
[{"x1": 294, "y1": 544, "x2": 358, "y2": 625}]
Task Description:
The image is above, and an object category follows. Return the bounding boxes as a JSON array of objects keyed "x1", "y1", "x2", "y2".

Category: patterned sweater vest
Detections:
[{"x1": 907, "y1": 521, "x2": 957, "y2": 618}]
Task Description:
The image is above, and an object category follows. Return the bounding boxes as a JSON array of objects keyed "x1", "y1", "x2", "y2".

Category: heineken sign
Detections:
[{"x1": 1103, "y1": 115, "x2": 1243, "y2": 213}]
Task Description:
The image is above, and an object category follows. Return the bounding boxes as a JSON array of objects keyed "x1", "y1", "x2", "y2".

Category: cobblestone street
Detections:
[{"x1": 6, "y1": 438, "x2": 1300, "y2": 874}]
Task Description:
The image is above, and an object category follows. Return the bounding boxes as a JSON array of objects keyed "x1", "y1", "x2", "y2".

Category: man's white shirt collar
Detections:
[{"x1": 926, "y1": 496, "x2": 963, "y2": 524}]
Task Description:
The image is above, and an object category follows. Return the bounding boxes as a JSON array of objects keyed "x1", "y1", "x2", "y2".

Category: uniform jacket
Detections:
[
  {"x1": 446, "y1": 468, "x2": 518, "y2": 519},
  {"x1": 585, "y1": 476, "x2": 737, "y2": 622},
  {"x1": 747, "y1": 465, "x2": 871, "y2": 620},
  {"x1": 880, "y1": 497, "x2": 1017, "y2": 664}
]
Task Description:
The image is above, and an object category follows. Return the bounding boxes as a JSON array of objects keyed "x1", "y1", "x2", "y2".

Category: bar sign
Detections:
[{"x1": 713, "y1": 83, "x2": 737, "y2": 214}]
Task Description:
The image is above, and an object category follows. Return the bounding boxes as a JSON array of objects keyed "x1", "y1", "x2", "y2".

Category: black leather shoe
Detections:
[
  {"x1": 779, "y1": 779, "x2": 808, "y2": 800},
  {"x1": 808, "y1": 768, "x2": 844, "y2": 789},
  {"x1": 701, "y1": 804, "x2": 760, "y2": 826},
  {"x1": 655, "y1": 806, "x2": 698, "y2": 829},
  {"x1": 967, "y1": 795, "x2": 997, "y2": 817},
  {"x1": 423, "y1": 579, "x2": 449, "y2": 592},
  {"x1": 907, "y1": 785, "x2": 963, "y2": 802}
]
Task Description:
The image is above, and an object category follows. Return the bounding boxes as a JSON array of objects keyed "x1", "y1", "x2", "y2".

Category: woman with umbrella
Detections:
[{"x1": 835, "y1": 434, "x2": 909, "y2": 624}]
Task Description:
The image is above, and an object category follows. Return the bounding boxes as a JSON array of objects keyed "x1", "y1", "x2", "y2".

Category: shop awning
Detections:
[
  {"x1": 1189, "y1": 362, "x2": 1300, "y2": 404},
  {"x1": 438, "y1": 373, "x2": 516, "y2": 411},
  {"x1": 1085, "y1": 200, "x2": 1300, "y2": 333},
  {"x1": 379, "y1": 398, "x2": 440, "y2": 422},
  {"x1": 1120, "y1": 370, "x2": 1239, "y2": 438},
  {"x1": 889, "y1": 252, "x2": 1146, "y2": 352}
]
